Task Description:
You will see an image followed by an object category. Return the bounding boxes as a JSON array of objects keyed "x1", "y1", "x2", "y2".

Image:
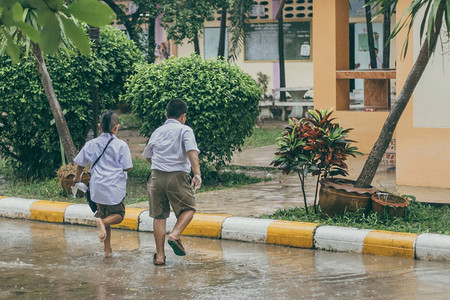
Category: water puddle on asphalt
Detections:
[{"x1": 1, "y1": 218, "x2": 450, "y2": 299}]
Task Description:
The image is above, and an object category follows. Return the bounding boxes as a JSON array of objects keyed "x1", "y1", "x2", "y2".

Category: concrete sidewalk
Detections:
[
  {"x1": 131, "y1": 145, "x2": 449, "y2": 218},
  {"x1": 231, "y1": 144, "x2": 450, "y2": 205},
  {"x1": 1, "y1": 196, "x2": 449, "y2": 261}
]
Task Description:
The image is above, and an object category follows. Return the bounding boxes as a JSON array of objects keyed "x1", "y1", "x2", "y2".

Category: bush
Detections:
[
  {"x1": 122, "y1": 55, "x2": 262, "y2": 165},
  {"x1": 96, "y1": 26, "x2": 144, "y2": 109},
  {"x1": 0, "y1": 26, "x2": 143, "y2": 179}
]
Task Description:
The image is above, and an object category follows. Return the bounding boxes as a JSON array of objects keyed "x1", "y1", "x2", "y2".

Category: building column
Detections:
[{"x1": 313, "y1": 0, "x2": 349, "y2": 110}]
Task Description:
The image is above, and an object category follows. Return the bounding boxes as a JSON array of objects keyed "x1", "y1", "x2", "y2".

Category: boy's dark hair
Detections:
[
  {"x1": 100, "y1": 110, "x2": 119, "y2": 134},
  {"x1": 166, "y1": 99, "x2": 187, "y2": 119}
]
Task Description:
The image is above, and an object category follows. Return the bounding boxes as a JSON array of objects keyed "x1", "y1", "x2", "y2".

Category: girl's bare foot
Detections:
[
  {"x1": 96, "y1": 219, "x2": 107, "y2": 242},
  {"x1": 104, "y1": 247, "x2": 113, "y2": 258}
]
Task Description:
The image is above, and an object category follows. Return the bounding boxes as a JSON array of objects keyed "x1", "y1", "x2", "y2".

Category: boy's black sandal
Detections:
[{"x1": 153, "y1": 253, "x2": 166, "y2": 266}]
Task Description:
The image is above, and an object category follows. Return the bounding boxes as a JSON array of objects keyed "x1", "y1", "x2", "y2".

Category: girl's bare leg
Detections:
[
  {"x1": 97, "y1": 214, "x2": 123, "y2": 257},
  {"x1": 96, "y1": 218, "x2": 107, "y2": 242},
  {"x1": 104, "y1": 226, "x2": 112, "y2": 258}
]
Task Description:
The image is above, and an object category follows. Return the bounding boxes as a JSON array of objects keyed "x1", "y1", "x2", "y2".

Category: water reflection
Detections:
[{"x1": 1, "y1": 219, "x2": 449, "y2": 299}]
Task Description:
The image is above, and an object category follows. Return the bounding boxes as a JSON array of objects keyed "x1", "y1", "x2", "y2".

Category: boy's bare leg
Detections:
[
  {"x1": 97, "y1": 214, "x2": 123, "y2": 257},
  {"x1": 153, "y1": 218, "x2": 167, "y2": 263},
  {"x1": 168, "y1": 210, "x2": 194, "y2": 241}
]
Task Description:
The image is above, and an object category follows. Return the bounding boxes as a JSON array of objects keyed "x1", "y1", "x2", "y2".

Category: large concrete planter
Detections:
[{"x1": 319, "y1": 178, "x2": 376, "y2": 217}]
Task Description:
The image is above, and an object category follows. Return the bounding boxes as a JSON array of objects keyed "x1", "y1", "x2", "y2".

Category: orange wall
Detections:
[
  {"x1": 313, "y1": 0, "x2": 389, "y2": 154},
  {"x1": 395, "y1": 0, "x2": 450, "y2": 188}
]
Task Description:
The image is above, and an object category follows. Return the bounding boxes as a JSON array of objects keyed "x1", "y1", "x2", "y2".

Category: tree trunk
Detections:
[
  {"x1": 147, "y1": 17, "x2": 156, "y2": 63},
  {"x1": 365, "y1": 0, "x2": 377, "y2": 69},
  {"x1": 193, "y1": 31, "x2": 200, "y2": 55},
  {"x1": 382, "y1": 5, "x2": 391, "y2": 68},
  {"x1": 355, "y1": 2, "x2": 445, "y2": 188},
  {"x1": 32, "y1": 42, "x2": 77, "y2": 163},
  {"x1": 278, "y1": 5, "x2": 286, "y2": 102},
  {"x1": 217, "y1": 7, "x2": 227, "y2": 58},
  {"x1": 88, "y1": 26, "x2": 99, "y2": 138},
  {"x1": 103, "y1": 0, "x2": 140, "y2": 45}
]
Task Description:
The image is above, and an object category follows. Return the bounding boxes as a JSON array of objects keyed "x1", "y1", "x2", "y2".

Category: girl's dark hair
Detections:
[
  {"x1": 166, "y1": 99, "x2": 187, "y2": 118},
  {"x1": 100, "y1": 110, "x2": 119, "y2": 134}
]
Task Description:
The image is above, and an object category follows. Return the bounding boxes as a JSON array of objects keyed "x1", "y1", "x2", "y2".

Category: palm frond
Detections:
[{"x1": 227, "y1": 0, "x2": 253, "y2": 62}]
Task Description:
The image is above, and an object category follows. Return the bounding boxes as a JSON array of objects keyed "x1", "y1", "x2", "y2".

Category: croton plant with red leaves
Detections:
[{"x1": 271, "y1": 109, "x2": 361, "y2": 213}]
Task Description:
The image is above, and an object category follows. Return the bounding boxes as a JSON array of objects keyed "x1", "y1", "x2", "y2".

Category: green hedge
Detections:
[
  {"x1": 122, "y1": 55, "x2": 262, "y2": 166},
  {"x1": 0, "y1": 26, "x2": 143, "y2": 178}
]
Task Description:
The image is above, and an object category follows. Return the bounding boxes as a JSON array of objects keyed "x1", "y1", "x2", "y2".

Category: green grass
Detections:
[
  {"x1": 1, "y1": 158, "x2": 268, "y2": 205},
  {"x1": 119, "y1": 113, "x2": 141, "y2": 129},
  {"x1": 243, "y1": 127, "x2": 283, "y2": 149},
  {"x1": 261, "y1": 201, "x2": 450, "y2": 235}
]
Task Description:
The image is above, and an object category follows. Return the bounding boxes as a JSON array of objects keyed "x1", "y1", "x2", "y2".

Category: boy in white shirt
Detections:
[{"x1": 143, "y1": 99, "x2": 201, "y2": 265}]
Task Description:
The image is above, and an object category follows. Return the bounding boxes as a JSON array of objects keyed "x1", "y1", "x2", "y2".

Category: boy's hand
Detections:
[{"x1": 191, "y1": 174, "x2": 202, "y2": 191}]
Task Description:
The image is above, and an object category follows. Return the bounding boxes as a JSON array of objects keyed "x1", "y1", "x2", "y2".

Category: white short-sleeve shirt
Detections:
[
  {"x1": 142, "y1": 119, "x2": 200, "y2": 173},
  {"x1": 74, "y1": 133, "x2": 133, "y2": 205}
]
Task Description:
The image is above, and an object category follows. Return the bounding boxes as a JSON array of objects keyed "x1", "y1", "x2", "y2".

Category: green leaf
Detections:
[
  {"x1": 40, "y1": 12, "x2": 61, "y2": 54},
  {"x1": 22, "y1": 0, "x2": 48, "y2": 9},
  {"x1": 445, "y1": 0, "x2": 450, "y2": 35},
  {"x1": 427, "y1": 0, "x2": 441, "y2": 49},
  {"x1": 65, "y1": 0, "x2": 115, "y2": 27},
  {"x1": 37, "y1": 7, "x2": 55, "y2": 27},
  {"x1": 420, "y1": 1, "x2": 433, "y2": 43},
  {"x1": 3, "y1": 30, "x2": 20, "y2": 63},
  {"x1": 15, "y1": 21, "x2": 40, "y2": 42},
  {"x1": 59, "y1": 15, "x2": 91, "y2": 56},
  {"x1": 46, "y1": 0, "x2": 65, "y2": 10},
  {"x1": 1, "y1": 2, "x2": 14, "y2": 26},
  {"x1": 11, "y1": 2, "x2": 23, "y2": 22}
]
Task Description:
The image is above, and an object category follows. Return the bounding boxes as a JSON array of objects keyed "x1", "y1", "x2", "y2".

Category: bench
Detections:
[{"x1": 259, "y1": 100, "x2": 314, "y2": 120}]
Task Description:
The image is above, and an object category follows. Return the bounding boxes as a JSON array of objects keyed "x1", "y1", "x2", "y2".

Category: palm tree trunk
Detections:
[
  {"x1": 382, "y1": 5, "x2": 391, "y2": 68},
  {"x1": 278, "y1": 4, "x2": 286, "y2": 102},
  {"x1": 32, "y1": 42, "x2": 77, "y2": 163},
  {"x1": 217, "y1": 7, "x2": 227, "y2": 58},
  {"x1": 355, "y1": 2, "x2": 445, "y2": 188},
  {"x1": 365, "y1": 0, "x2": 377, "y2": 69}
]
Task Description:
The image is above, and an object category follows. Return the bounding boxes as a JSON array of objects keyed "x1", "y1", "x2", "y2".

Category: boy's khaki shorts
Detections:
[
  {"x1": 147, "y1": 170, "x2": 196, "y2": 219},
  {"x1": 94, "y1": 200, "x2": 126, "y2": 220}
]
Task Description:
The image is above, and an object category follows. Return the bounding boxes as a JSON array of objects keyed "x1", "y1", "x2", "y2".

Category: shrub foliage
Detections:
[
  {"x1": 0, "y1": 26, "x2": 143, "y2": 178},
  {"x1": 122, "y1": 55, "x2": 261, "y2": 165}
]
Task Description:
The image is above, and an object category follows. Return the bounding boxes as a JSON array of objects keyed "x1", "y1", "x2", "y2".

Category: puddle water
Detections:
[{"x1": 1, "y1": 219, "x2": 450, "y2": 299}]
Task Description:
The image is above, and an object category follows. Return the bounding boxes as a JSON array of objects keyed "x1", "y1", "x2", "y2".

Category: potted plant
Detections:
[
  {"x1": 371, "y1": 192, "x2": 410, "y2": 217},
  {"x1": 271, "y1": 109, "x2": 362, "y2": 215},
  {"x1": 57, "y1": 163, "x2": 90, "y2": 197}
]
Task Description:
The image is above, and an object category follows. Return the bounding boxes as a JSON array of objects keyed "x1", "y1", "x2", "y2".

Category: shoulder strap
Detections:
[{"x1": 91, "y1": 137, "x2": 114, "y2": 170}]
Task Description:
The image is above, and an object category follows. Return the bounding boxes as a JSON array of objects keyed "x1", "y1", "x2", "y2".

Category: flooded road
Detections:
[{"x1": 1, "y1": 219, "x2": 449, "y2": 299}]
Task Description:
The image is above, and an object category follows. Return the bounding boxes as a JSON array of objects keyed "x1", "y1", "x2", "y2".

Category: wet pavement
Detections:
[{"x1": 1, "y1": 218, "x2": 450, "y2": 299}]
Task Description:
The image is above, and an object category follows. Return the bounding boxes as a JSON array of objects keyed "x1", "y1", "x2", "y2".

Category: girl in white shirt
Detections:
[{"x1": 74, "y1": 111, "x2": 133, "y2": 258}]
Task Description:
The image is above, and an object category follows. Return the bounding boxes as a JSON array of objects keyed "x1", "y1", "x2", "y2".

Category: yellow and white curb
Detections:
[
  {"x1": 0, "y1": 196, "x2": 449, "y2": 261},
  {"x1": 415, "y1": 233, "x2": 450, "y2": 261},
  {"x1": 222, "y1": 217, "x2": 274, "y2": 242},
  {"x1": 314, "y1": 226, "x2": 371, "y2": 253}
]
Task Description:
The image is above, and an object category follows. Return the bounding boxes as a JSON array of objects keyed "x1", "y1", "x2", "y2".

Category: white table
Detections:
[{"x1": 277, "y1": 87, "x2": 314, "y2": 118}]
